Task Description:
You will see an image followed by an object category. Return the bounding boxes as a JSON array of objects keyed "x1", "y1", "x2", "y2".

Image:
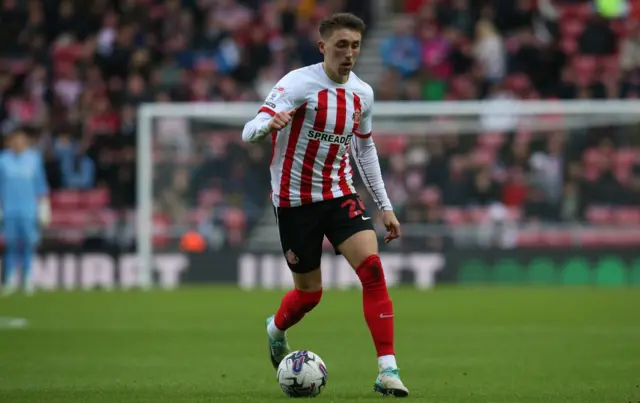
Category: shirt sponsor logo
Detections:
[{"x1": 307, "y1": 130, "x2": 353, "y2": 145}]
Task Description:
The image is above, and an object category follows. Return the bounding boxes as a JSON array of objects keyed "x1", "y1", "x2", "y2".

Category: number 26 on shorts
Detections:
[{"x1": 341, "y1": 197, "x2": 366, "y2": 219}]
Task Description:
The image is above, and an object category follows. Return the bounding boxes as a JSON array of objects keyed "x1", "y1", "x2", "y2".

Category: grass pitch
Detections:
[{"x1": 0, "y1": 286, "x2": 638, "y2": 402}]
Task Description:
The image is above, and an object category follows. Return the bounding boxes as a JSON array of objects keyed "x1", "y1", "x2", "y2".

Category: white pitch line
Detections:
[{"x1": 0, "y1": 317, "x2": 29, "y2": 329}]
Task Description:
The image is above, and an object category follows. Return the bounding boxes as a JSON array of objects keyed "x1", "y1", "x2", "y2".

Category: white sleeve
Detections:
[
  {"x1": 351, "y1": 89, "x2": 393, "y2": 211},
  {"x1": 241, "y1": 113, "x2": 272, "y2": 144},
  {"x1": 241, "y1": 72, "x2": 305, "y2": 143}
]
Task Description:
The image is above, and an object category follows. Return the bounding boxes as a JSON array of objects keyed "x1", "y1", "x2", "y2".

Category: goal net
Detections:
[{"x1": 136, "y1": 100, "x2": 640, "y2": 288}]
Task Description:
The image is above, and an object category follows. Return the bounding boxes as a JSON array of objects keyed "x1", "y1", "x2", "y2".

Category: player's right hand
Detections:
[{"x1": 268, "y1": 109, "x2": 297, "y2": 131}]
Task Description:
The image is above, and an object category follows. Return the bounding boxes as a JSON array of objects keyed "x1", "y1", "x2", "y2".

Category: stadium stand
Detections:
[{"x1": 0, "y1": 0, "x2": 639, "y2": 250}]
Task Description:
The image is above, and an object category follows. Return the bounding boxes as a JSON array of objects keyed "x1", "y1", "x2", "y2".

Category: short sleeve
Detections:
[
  {"x1": 257, "y1": 72, "x2": 305, "y2": 117},
  {"x1": 354, "y1": 85, "x2": 374, "y2": 139}
]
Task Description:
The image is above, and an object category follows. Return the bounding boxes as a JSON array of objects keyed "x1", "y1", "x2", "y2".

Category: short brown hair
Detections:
[{"x1": 319, "y1": 13, "x2": 366, "y2": 38}]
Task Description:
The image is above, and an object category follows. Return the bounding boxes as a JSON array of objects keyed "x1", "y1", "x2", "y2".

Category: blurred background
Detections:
[{"x1": 1, "y1": 0, "x2": 640, "y2": 288}]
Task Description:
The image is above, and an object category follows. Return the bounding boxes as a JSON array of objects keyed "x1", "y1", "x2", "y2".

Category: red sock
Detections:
[
  {"x1": 274, "y1": 288, "x2": 323, "y2": 330},
  {"x1": 356, "y1": 254, "x2": 395, "y2": 357}
]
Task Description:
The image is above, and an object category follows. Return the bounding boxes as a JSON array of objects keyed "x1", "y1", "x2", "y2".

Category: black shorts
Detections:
[{"x1": 274, "y1": 193, "x2": 375, "y2": 273}]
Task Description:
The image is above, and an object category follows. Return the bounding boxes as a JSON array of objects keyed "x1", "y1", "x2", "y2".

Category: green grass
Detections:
[{"x1": 0, "y1": 286, "x2": 638, "y2": 402}]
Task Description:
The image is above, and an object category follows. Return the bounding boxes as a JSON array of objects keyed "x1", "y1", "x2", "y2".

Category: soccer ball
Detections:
[{"x1": 277, "y1": 350, "x2": 328, "y2": 398}]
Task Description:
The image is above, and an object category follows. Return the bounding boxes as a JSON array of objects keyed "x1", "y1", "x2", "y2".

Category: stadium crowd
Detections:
[{"x1": 0, "y1": 0, "x2": 639, "y2": 249}]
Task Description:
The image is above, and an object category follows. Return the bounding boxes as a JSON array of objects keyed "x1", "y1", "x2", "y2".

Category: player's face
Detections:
[{"x1": 319, "y1": 28, "x2": 361, "y2": 80}]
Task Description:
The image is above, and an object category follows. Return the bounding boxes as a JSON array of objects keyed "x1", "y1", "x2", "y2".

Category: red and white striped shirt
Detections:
[{"x1": 242, "y1": 63, "x2": 392, "y2": 211}]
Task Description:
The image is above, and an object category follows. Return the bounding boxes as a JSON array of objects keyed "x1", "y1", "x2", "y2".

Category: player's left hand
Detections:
[
  {"x1": 38, "y1": 199, "x2": 51, "y2": 228},
  {"x1": 381, "y1": 210, "x2": 401, "y2": 244}
]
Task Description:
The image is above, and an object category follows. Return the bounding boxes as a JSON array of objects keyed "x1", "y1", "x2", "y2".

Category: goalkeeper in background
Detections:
[{"x1": 0, "y1": 127, "x2": 51, "y2": 295}]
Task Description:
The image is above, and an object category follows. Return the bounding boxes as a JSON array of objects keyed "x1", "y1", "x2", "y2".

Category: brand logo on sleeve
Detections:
[{"x1": 267, "y1": 87, "x2": 285, "y2": 102}]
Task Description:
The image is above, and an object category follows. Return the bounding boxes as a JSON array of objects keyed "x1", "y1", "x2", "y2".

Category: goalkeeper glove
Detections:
[{"x1": 39, "y1": 198, "x2": 51, "y2": 227}]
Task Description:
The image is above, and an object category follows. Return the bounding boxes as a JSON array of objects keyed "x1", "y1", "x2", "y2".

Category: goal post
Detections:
[{"x1": 136, "y1": 100, "x2": 640, "y2": 289}]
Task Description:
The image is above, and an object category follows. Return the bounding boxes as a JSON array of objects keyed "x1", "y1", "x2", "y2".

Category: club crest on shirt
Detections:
[{"x1": 352, "y1": 108, "x2": 361, "y2": 126}]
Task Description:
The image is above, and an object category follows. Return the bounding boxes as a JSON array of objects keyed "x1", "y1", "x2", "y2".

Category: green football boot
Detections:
[
  {"x1": 374, "y1": 367, "x2": 409, "y2": 397},
  {"x1": 266, "y1": 315, "x2": 291, "y2": 370}
]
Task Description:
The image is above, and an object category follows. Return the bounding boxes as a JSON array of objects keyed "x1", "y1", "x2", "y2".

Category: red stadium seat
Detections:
[
  {"x1": 50, "y1": 209, "x2": 72, "y2": 228},
  {"x1": 506, "y1": 207, "x2": 523, "y2": 221},
  {"x1": 540, "y1": 230, "x2": 574, "y2": 247},
  {"x1": 586, "y1": 206, "x2": 613, "y2": 224},
  {"x1": 51, "y1": 190, "x2": 81, "y2": 210},
  {"x1": 579, "y1": 229, "x2": 608, "y2": 247},
  {"x1": 516, "y1": 231, "x2": 544, "y2": 247},
  {"x1": 443, "y1": 207, "x2": 466, "y2": 225},
  {"x1": 610, "y1": 19, "x2": 627, "y2": 36},
  {"x1": 561, "y1": 38, "x2": 578, "y2": 55},
  {"x1": 578, "y1": 228, "x2": 640, "y2": 247},
  {"x1": 613, "y1": 208, "x2": 640, "y2": 225},
  {"x1": 561, "y1": 19, "x2": 585, "y2": 39},
  {"x1": 152, "y1": 214, "x2": 172, "y2": 248},
  {"x1": 83, "y1": 188, "x2": 111, "y2": 209},
  {"x1": 603, "y1": 229, "x2": 640, "y2": 246},
  {"x1": 67, "y1": 210, "x2": 88, "y2": 227},
  {"x1": 561, "y1": 4, "x2": 587, "y2": 20}
]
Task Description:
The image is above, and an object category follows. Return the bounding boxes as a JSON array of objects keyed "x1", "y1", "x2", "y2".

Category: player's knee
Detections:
[
  {"x1": 293, "y1": 268, "x2": 322, "y2": 292},
  {"x1": 337, "y1": 229, "x2": 378, "y2": 269},
  {"x1": 355, "y1": 254, "x2": 386, "y2": 287}
]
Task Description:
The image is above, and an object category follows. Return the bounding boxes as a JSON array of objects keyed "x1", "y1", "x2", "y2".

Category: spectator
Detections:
[
  {"x1": 53, "y1": 130, "x2": 76, "y2": 162},
  {"x1": 620, "y1": 20, "x2": 640, "y2": 74},
  {"x1": 43, "y1": 146, "x2": 62, "y2": 191},
  {"x1": 468, "y1": 168, "x2": 502, "y2": 205},
  {"x1": 529, "y1": 135, "x2": 566, "y2": 205},
  {"x1": 473, "y1": 20, "x2": 506, "y2": 83},
  {"x1": 424, "y1": 139, "x2": 449, "y2": 189},
  {"x1": 0, "y1": 0, "x2": 637, "y2": 251},
  {"x1": 437, "y1": 0, "x2": 475, "y2": 38},
  {"x1": 380, "y1": 17, "x2": 422, "y2": 77},
  {"x1": 594, "y1": 0, "x2": 629, "y2": 19},
  {"x1": 61, "y1": 148, "x2": 95, "y2": 190},
  {"x1": 578, "y1": 14, "x2": 617, "y2": 55},
  {"x1": 501, "y1": 167, "x2": 529, "y2": 208},
  {"x1": 420, "y1": 25, "x2": 453, "y2": 81}
]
